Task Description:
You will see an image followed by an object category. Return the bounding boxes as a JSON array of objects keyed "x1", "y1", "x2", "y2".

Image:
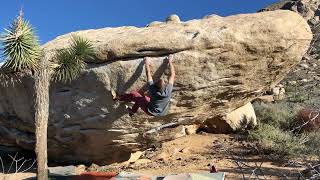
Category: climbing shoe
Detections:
[{"x1": 127, "y1": 106, "x2": 134, "y2": 117}]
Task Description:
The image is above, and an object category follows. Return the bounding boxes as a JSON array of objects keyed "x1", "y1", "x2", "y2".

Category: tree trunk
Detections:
[{"x1": 34, "y1": 61, "x2": 50, "y2": 180}]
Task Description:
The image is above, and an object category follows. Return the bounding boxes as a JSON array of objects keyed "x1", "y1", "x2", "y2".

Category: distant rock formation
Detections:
[
  {"x1": 260, "y1": 0, "x2": 320, "y2": 105},
  {"x1": 0, "y1": 10, "x2": 312, "y2": 164},
  {"x1": 260, "y1": 0, "x2": 320, "y2": 26},
  {"x1": 260, "y1": 0, "x2": 319, "y2": 56}
]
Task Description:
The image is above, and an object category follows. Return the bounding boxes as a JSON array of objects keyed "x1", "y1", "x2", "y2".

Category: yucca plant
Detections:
[
  {"x1": 1, "y1": 11, "x2": 95, "y2": 180},
  {"x1": 52, "y1": 35, "x2": 94, "y2": 83},
  {"x1": 0, "y1": 12, "x2": 49, "y2": 180},
  {"x1": 1, "y1": 13, "x2": 40, "y2": 72}
]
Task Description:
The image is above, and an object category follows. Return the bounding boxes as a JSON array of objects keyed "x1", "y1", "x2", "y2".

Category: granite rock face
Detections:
[{"x1": 0, "y1": 10, "x2": 312, "y2": 164}]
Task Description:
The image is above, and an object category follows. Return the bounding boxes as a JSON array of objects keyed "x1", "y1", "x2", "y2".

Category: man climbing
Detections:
[{"x1": 112, "y1": 55, "x2": 175, "y2": 117}]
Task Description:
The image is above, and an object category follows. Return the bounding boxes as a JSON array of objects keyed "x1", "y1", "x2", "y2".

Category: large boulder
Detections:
[{"x1": 0, "y1": 10, "x2": 312, "y2": 164}]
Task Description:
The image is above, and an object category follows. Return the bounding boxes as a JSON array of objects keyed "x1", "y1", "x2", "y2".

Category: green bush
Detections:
[
  {"x1": 248, "y1": 102, "x2": 320, "y2": 159},
  {"x1": 304, "y1": 132, "x2": 320, "y2": 159},
  {"x1": 248, "y1": 124, "x2": 307, "y2": 157},
  {"x1": 253, "y1": 102, "x2": 301, "y2": 130}
]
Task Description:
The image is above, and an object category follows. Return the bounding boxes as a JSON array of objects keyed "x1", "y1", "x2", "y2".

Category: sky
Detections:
[{"x1": 0, "y1": 0, "x2": 279, "y2": 45}]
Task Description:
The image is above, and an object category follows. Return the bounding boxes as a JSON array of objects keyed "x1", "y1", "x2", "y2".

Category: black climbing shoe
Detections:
[{"x1": 127, "y1": 107, "x2": 134, "y2": 117}]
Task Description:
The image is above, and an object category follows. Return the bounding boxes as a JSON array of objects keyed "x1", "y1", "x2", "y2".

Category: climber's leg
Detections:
[
  {"x1": 128, "y1": 95, "x2": 151, "y2": 116},
  {"x1": 117, "y1": 90, "x2": 142, "y2": 102},
  {"x1": 118, "y1": 91, "x2": 152, "y2": 116},
  {"x1": 136, "y1": 95, "x2": 151, "y2": 114}
]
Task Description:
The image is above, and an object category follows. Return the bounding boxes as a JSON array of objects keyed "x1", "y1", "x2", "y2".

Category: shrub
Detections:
[
  {"x1": 248, "y1": 102, "x2": 320, "y2": 159},
  {"x1": 304, "y1": 132, "x2": 320, "y2": 159},
  {"x1": 248, "y1": 124, "x2": 307, "y2": 157},
  {"x1": 52, "y1": 35, "x2": 95, "y2": 83},
  {"x1": 253, "y1": 102, "x2": 301, "y2": 130}
]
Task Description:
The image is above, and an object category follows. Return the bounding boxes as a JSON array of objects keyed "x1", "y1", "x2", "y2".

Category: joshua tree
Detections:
[{"x1": 0, "y1": 12, "x2": 94, "y2": 180}]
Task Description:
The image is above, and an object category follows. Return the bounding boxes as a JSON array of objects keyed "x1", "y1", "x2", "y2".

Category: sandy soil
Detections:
[
  {"x1": 96, "y1": 133, "x2": 304, "y2": 179},
  {"x1": 0, "y1": 134, "x2": 306, "y2": 180},
  {"x1": 0, "y1": 173, "x2": 35, "y2": 180}
]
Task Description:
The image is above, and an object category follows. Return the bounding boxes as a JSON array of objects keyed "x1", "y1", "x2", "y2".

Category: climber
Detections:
[{"x1": 112, "y1": 55, "x2": 175, "y2": 117}]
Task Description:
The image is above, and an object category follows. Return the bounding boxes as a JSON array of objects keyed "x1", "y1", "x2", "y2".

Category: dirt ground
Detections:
[
  {"x1": 0, "y1": 173, "x2": 35, "y2": 180},
  {"x1": 95, "y1": 133, "x2": 305, "y2": 179},
  {"x1": 0, "y1": 134, "x2": 307, "y2": 180}
]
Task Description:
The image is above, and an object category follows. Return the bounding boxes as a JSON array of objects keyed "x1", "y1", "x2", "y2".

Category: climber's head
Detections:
[{"x1": 155, "y1": 79, "x2": 166, "y2": 93}]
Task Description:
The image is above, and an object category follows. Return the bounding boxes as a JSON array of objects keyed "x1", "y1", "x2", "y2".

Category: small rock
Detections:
[
  {"x1": 166, "y1": 14, "x2": 181, "y2": 23},
  {"x1": 299, "y1": 63, "x2": 309, "y2": 69},
  {"x1": 128, "y1": 151, "x2": 144, "y2": 164},
  {"x1": 173, "y1": 125, "x2": 187, "y2": 139},
  {"x1": 147, "y1": 21, "x2": 162, "y2": 27},
  {"x1": 274, "y1": 87, "x2": 285, "y2": 100},
  {"x1": 272, "y1": 87, "x2": 281, "y2": 96},
  {"x1": 288, "y1": 81, "x2": 297, "y2": 85},
  {"x1": 302, "y1": 56, "x2": 310, "y2": 61},
  {"x1": 301, "y1": 79, "x2": 309, "y2": 83},
  {"x1": 225, "y1": 102, "x2": 257, "y2": 131},
  {"x1": 184, "y1": 125, "x2": 199, "y2": 135}
]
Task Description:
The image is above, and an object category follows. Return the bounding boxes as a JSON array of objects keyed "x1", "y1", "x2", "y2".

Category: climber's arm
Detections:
[
  {"x1": 144, "y1": 57, "x2": 153, "y2": 83},
  {"x1": 168, "y1": 55, "x2": 175, "y2": 85}
]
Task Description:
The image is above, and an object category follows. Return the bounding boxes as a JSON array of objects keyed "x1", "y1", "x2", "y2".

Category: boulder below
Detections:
[{"x1": 0, "y1": 10, "x2": 312, "y2": 164}]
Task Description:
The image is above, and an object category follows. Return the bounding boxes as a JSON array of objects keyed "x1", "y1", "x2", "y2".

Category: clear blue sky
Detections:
[{"x1": 0, "y1": 0, "x2": 278, "y2": 44}]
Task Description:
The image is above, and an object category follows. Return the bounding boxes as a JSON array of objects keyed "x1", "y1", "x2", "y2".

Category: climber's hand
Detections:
[
  {"x1": 168, "y1": 54, "x2": 174, "y2": 64},
  {"x1": 144, "y1": 57, "x2": 151, "y2": 66}
]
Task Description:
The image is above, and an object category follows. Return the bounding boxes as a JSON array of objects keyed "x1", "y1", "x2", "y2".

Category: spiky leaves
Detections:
[
  {"x1": 1, "y1": 14, "x2": 41, "y2": 72},
  {"x1": 52, "y1": 35, "x2": 95, "y2": 83},
  {"x1": 69, "y1": 35, "x2": 95, "y2": 62}
]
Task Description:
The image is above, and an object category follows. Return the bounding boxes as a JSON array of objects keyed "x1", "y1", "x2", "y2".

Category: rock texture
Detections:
[
  {"x1": 260, "y1": 0, "x2": 320, "y2": 26},
  {"x1": 225, "y1": 102, "x2": 257, "y2": 131},
  {"x1": 260, "y1": 0, "x2": 320, "y2": 55},
  {"x1": 0, "y1": 10, "x2": 312, "y2": 164}
]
